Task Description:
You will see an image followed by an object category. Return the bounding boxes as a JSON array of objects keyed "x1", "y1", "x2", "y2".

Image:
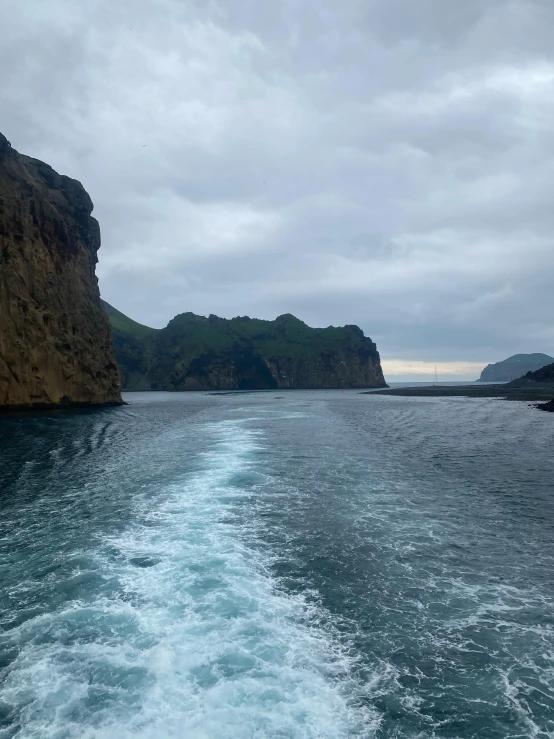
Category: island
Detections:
[{"x1": 477, "y1": 353, "x2": 553, "y2": 382}]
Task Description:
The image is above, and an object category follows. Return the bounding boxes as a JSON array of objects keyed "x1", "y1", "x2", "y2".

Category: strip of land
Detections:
[{"x1": 361, "y1": 384, "x2": 554, "y2": 411}]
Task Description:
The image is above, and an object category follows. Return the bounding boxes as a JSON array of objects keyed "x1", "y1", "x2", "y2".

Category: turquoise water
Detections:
[{"x1": 1, "y1": 390, "x2": 553, "y2": 738}]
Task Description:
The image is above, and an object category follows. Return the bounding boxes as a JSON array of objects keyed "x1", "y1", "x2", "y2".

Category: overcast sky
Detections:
[{"x1": 2, "y1": 0, "x2": 554, "y2": 379}]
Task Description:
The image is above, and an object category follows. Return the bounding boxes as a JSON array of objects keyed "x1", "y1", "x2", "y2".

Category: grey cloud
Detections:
[{"x1": 1, "y1": 0, "x2": 554, "y2": 375}]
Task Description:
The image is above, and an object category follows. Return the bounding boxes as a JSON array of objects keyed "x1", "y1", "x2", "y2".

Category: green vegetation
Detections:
[
  {"x1": 103, "y1": 302, "x2": 386, "y2": 391},
  {"x1": 101, "y1": 300, "x2": 157, "y2": 338},
  {"x1": 102, "y1": 301, "x2": 158, "y2": 390},
  {"x1": 156, "y1": 312, "x2": 372, "y2": 363}
]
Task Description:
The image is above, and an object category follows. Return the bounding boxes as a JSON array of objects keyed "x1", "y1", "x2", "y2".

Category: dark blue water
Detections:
[{"x1": 1, "y1": 391, "x2": 553, "y2": 738}]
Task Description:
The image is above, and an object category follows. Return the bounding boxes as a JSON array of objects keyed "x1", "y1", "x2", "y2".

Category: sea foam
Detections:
[{"x1": 1, "y1": 419, "x2": 378, "y2": 738}]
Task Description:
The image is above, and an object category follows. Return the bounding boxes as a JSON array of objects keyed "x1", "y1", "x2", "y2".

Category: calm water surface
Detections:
[{"x1": 0, "y1": 391, "x2": 553, "y2": 738}]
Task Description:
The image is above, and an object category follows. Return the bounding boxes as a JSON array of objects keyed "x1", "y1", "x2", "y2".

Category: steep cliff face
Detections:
[
  {"x1": 105, "y1": 303, "x2": 388, "y2": 391},
  {"x1": 0, "y1": 133, "x2": 122, "y2": 409}
]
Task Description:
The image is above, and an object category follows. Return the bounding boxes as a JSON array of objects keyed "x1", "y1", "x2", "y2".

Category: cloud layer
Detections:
[{"x1": 2, "y1": 0, "x2": 554, "y2": 376}]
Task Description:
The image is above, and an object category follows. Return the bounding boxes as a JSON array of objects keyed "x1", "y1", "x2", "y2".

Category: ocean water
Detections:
[{"x1": 1, "y1": 390, "x2": 553, "y2": 738}]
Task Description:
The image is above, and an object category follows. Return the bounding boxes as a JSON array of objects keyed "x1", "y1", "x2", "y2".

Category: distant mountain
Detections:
[
  {"x1": 103, "y1": 301, "x2": 388, "y2": 391},
  {"x1": 477, "y1": 354, "x2": 554, "y2": 383}
]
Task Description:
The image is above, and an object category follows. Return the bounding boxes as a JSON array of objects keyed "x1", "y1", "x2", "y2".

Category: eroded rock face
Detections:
[{"x1": 0, "y1": 133, "x2": 122, "y2": 409}]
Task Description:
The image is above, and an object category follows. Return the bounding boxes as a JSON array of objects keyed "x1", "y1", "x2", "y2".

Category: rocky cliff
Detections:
[
  {"x1": 104, "y1": 303, "x2": 387, "y2": 391},
  {"x1": 0, "y1": 133, "x2": 122, "y2": 409}
]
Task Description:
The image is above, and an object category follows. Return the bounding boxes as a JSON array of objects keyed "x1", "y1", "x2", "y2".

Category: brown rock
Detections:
[{"x1": 0, "y1": 133, "x2": 122, "y2": 409}]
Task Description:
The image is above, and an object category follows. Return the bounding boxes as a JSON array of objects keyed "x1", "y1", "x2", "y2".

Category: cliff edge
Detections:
[{"x1": 0, "y1": 133, "x2": 122, "y2": 409}]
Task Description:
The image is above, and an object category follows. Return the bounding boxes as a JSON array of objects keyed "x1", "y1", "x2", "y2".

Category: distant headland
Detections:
[
  {"x1": 365, "y1": 360, "x2": 554, "y2": 411},
  {"x1": 477, "y1": 353, "x2": 553, "y2": 383}
]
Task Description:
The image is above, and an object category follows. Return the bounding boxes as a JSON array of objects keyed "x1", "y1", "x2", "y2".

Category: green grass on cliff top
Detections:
[
  {"x1": 103, "y1": 302, "x2": 378, "y2": 361},
  {"x1": 157, "y1": 312, "x2": 376, "y2": 361},
  {"x1": 101, "y1": 300, "x2": 157, "y2": 338}
]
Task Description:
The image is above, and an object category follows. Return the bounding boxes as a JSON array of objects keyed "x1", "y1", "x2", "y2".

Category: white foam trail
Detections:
[{"x1": 1, "y1": 420, "x2": 378, "y2": 739}]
